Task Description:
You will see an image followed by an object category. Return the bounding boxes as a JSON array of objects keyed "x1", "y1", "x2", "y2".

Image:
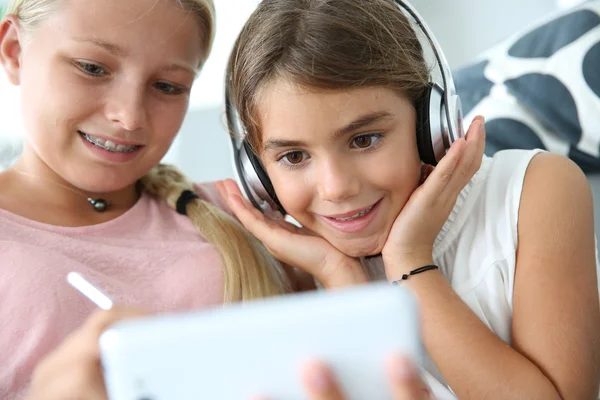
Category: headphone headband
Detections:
[{"x1": 397, "y1": 1, "x2": 463, "y2": 143}]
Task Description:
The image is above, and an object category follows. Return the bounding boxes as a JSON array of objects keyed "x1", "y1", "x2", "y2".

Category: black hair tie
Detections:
[{"x1": 176, "y1": 190, "x2": 199, "y2": 215}]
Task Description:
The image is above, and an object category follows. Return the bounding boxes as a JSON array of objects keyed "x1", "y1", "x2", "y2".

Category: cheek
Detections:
[
  {"x1": 146, "y1": 100, "x2": 188, "y2": 153},
  {"x1": 371, "y1": 143, "x2": 421, "y2": 189},
  {"x1": 21, "y1": 65, "x2": 95, "y2": 133},
  {"x1": 268, "y1": 169, "x2": 313, "y2": 216},
  {"x1": 151, "y1": 100, "x2": 187, "y2": 135},
  {"x1": 364, "y1": 149, "x2": 422, "y2": 225},
  {"x1": 381, "y1": 158, "x2": 420, "y2": 196}
]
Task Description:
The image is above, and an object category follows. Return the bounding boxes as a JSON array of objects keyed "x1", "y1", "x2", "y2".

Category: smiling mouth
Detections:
[
  {"x1": 79, "y1": 131, "x2": 141, "y2": 153},
  {"x1": 325, "y1": 201, "x2": 380, "y2": 222}
]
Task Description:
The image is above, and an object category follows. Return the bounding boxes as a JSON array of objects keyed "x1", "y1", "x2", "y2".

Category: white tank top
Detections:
[{"x1": 361, "y1": 149, "x2": 544, "y2": 399}]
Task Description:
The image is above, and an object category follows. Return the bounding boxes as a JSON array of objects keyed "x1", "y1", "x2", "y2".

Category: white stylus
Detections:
[{"x1": 67, "y1": 272, "x2": 114, "y2": 310}]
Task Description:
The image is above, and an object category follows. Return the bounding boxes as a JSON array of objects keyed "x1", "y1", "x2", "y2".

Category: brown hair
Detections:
[
  {"x1": 227, "y1": 0, "x2": 430, "y2": 151},
  {"x1": 7, "y1": 0, "x2": 291, "y2": 302}
]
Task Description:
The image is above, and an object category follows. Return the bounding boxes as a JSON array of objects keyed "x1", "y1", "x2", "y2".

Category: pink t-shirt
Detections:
[{"x1": 0, "y1": 183, "x2": 227, "y2": 399}]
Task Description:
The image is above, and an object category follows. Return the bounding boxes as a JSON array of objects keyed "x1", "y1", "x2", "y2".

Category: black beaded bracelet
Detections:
[{"x1": 391, "y1": 265, "x2": 439, "y2": 285}]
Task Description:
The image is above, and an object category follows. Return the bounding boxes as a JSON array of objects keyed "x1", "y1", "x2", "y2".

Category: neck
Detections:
[{"x1": 7, "y1": 149, "x2": 141, "y2": 220}]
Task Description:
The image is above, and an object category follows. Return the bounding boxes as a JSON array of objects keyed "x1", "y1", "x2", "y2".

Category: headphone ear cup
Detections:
[
  {"x1": 416, "y1": 83, "x2": 437, "y2": 166},
  {"x1": 242, "y1": 142, "x2": 286, "y2": 214}
]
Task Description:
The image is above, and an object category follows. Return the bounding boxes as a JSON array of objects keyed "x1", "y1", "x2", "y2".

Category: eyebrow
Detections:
[
  {"x1": 332, "y1": 111, "x2": 394, "y2": 141},
  {"x1": 73, "y1": 37, "x2": 127, "y2": 57},
  {"x1": 262, "y1": 111, "x2": 395, "y2": 152},
  {"x1": 71, "y1": 37, "x2": 198, "y2": 75},
  {"x1": 160, "y1": 63, "x2": 198, "y2": 76}
]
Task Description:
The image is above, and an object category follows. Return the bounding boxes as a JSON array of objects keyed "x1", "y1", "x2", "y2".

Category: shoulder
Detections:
[
  {"x1": 518, "y1": 151, "x2": 595, "y2": 255},
  {"x1": 464, "y1": 149, "x2": 546, "y2": 207},
  {"x1": 485, "y1": 149, "x2": 544, "y2": 184},
  {"x1": 485, "y1": 149, "x2": 589, "y2": 197},
  {"x1": 446, "y1": 149, "x2": 544, "y2": 240},
  {"x1": 520, "y1": 151, "x2": 593, "y2": 224},
  {"x1": 483, "y1": 149, "x2": 592, "y2": 211},
  {"x1": 193, "y1": 181, "x2": 234, "y2": 216},
  {"x1": 438, "y1": 150, "x2": 584, "y2": 267},
  {"x1": 484, "y1": 149, "x2": 594, "y2": 244},
  {"x1": 522, "y1": 151, "x2": 591, "y2": 202}
]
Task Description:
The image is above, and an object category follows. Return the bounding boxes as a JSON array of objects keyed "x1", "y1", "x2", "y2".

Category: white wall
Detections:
[
  {"x1": 162, "y1": 106, "x2": 234, "y2": 183},
  {"x1": 412, "y1": 0, "x2": 583, "y2": 69},
  {"x1": 1, "y1": 0, "x2": 575, "y2": 183}
]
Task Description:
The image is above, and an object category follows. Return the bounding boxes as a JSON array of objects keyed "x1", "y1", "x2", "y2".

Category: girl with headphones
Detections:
[{"x1": 221, "y1": 0, "x2": 600, "y2": 398}]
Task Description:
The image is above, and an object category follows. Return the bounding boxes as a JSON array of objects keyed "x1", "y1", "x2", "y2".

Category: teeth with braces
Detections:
[
  {"x1": 81, "y1": 132, "x2": 138, "y2": 153},
  {"x1": 331, "y1": 204, "x2": 375, "y2": 221}
]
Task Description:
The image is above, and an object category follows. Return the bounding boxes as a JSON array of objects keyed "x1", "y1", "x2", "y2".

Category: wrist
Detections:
[
  {"x1": 382, "y1": 253, "x2": 435, "y2": 282},
  {"x1": 318, "y1": 259, "x2": 369, "y2": 289}
]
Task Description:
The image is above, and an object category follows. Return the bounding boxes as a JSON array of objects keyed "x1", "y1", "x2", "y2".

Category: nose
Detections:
[
  {"x1": 317, "y1": 157, "x2": 361, "y2": 203},
  {"x1": 104, "y1": 83, "x2": 147, "y2": 131}
]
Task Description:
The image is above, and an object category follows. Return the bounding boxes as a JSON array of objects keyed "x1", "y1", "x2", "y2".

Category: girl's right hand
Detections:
[
  {"x1": 216, "y1": 179, "x2": 368, "y2": 289},
  {"x1": 27, "y1": 307, "x2": 148, "y2": 400},
  {"x1": 255, "y1": 355, "x2": 432, "y2": 400}
]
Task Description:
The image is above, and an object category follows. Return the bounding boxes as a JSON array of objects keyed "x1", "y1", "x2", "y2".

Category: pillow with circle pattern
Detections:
[{"x1": 454, "y1": 0, "x2": 600, "y2": 173}]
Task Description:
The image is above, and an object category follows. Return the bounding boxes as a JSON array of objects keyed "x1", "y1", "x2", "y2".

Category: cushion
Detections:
[{"x1": 454, "y1": 1, "x2": 600, "y2": 172}]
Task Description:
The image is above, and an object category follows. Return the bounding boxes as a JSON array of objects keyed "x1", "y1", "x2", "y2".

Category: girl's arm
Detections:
[{"x1": 398, "y1": 153, "x2": 600, "y2": 399}]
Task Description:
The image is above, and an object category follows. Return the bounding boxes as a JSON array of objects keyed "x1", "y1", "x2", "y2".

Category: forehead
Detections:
[
  {"x1": 257, "y1": 80, "x2": 412, "y2": 141},
  {"x1": 41, "y1": 0, "x2": 203, "y2": 64}
]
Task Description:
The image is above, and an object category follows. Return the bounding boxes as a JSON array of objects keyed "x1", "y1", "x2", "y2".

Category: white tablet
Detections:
[{"x1": 100, "y1": 283, "x2": 421, "y2": 400}]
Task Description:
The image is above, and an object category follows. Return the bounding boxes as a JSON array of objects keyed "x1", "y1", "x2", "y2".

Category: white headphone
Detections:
[{"x1": 227, "y1": 0, "x2": 464, "y2": 214}]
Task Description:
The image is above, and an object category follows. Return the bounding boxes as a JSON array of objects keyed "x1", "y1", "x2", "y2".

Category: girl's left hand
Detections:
[{"x1": 381, "y1": 117, "x2": 486, "y2": 279}]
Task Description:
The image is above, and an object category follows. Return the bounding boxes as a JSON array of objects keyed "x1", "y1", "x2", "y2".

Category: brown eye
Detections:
[
  {"x1": 353, "y1": 135, "x2": 373, "y2": 148},
  {"x1": 284, "y1": 151, "x2": 305, "y2": 164}
]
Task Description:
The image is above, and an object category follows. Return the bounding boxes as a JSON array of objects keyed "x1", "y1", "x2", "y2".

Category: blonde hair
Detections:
[
  {"x1": 7, "y1": 0, "x2": 291, "y2": 302},
  {"x1": 7, "y1": 0, "x2": 215, "y2": 65},
  {"x1": 141, "y1": 165, "x2": 290, "y2": 302},
  {"x1": 227, "y1": 0, "x2": 430, "y2": 151}
]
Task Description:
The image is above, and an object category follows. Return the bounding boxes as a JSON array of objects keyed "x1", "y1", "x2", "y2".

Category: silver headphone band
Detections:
[{"x1": 394, "y1": 0, "x2": 459, "y2": 143}]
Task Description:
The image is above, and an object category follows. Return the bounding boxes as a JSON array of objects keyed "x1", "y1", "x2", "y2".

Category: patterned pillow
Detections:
[{"x1": 454, "y1": 1, "x2": 600, "y2": 172}]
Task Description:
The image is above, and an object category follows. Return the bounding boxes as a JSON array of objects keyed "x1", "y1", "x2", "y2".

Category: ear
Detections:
[{"x1": 0, "y1": 15, "x2": 25, "y2": 85}]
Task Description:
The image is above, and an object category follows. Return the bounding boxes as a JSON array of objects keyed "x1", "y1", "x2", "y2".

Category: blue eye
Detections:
[
  {"x1": 350, "y1": 134, "x2": 383, "y2": 149},
  {"x1": 154, "y1": 81, "x2": 185, "y2": 95},
  {"x1": 75, "y1": 61, "x2": 107, "y2": 77}
]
